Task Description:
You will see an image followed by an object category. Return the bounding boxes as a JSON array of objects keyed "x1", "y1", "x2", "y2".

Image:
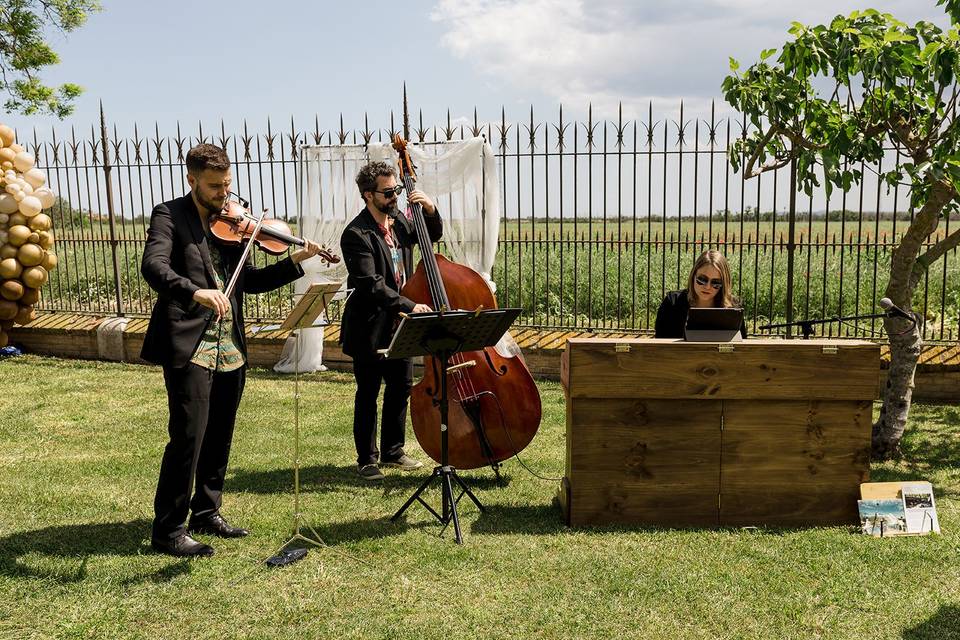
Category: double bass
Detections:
[{"x1": 394, "y1": 136, "x2": 542, "y2": 471}]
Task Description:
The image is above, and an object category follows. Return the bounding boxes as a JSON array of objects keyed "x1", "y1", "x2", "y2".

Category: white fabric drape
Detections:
[
  {"x1": 273, "y1": 145, "x2": 367, "y2": 373},
  {"x1": 368, "y1": 137, "x2": 500, "y2": 291},
  {"x1": 274, "y1": 138, "x2": 500, "y2": 373}
]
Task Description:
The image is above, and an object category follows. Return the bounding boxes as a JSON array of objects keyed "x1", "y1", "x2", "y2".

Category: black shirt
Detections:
[{"x1": 654, "y1": 290, "x2": 748, "y2": 339}]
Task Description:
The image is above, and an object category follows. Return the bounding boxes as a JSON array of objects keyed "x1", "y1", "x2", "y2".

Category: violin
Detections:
[{"x1": 209, "y1": 193, "x2": 340, "y2": 264}]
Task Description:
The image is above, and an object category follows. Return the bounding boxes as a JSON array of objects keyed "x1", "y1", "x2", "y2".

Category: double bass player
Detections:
[{"x1": 339, "y1": 160, "x2": 441, "y2": 480}]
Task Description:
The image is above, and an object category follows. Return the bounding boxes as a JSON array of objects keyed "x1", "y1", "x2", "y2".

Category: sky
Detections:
[{"x1": 1, "y1": 0, "x2": 953, "y2": 138}]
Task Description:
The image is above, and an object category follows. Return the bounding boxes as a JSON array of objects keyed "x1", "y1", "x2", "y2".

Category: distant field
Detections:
[{"x1": 34, "y1": 216, "x2": 960, "y2": 340}]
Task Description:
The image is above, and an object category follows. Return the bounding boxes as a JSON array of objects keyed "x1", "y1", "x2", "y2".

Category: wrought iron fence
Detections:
[{"x1": 19, "y1": 104, "x2": 960, "y2": 342}]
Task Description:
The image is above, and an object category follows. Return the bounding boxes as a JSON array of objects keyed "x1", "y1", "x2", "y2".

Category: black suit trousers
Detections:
[
  {"x1": 351, "y1": 356, "x2": 413, "y2": 466},
  {"x1": 152, "y1": 363, "x2": 245, "y2": 540}
]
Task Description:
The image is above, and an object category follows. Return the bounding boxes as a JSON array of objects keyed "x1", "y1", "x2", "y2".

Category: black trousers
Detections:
[
  {"x1": 352, "y1": 356, "x2": 413, "y2": 466},
  {"x1": 152, "y1": 363, "x2": 246, "y2": 540}
]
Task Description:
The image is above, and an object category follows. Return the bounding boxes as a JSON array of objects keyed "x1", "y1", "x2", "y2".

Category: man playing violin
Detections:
[
  {"x1": 340, "y1": 161, "x2": 441, "y2": 480},
  {"x1": 141, "y1": 143, "x2": 323, "y2": 557}
]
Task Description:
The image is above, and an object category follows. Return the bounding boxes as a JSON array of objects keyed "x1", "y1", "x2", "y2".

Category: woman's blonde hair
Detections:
[{"x1": 687, "y1": 250, "x2": 735, "y2": 308}]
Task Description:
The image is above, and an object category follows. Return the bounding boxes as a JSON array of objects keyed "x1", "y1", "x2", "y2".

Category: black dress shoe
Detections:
[
  {"x1": 151, "y1": 533, "x2": 215, "y2": 558},
  {"x1": 188, "y1": 513, "x2": 250, "y2": 538}
]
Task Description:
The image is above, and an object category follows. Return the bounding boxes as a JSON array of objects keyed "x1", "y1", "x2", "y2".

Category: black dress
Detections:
[{"x1": 654, "y1": 290, "x2": 748, "y2": 339}]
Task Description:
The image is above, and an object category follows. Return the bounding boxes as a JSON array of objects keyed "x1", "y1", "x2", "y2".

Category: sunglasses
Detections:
[
  {"x1": 695, "y1": 274, "x2": 723, "y2": 290},
  {"x1": 375, "y1": 185, "x2": 404, "y2": 198}
]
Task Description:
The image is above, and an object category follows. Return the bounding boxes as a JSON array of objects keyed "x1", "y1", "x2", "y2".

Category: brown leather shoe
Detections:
[
  {"x1": 188, "y1": 513, "x2": 250, "y2": 538},
  {"x1": 151, "y1": 533, "x2": 215, "y2": 557}
]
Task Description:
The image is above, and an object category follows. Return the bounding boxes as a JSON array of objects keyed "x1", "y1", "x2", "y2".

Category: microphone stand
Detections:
[{"x1": 759, "y1": 311, "x2": 916, "y2": 339}]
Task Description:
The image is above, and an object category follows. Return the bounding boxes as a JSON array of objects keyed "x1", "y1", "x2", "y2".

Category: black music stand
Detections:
[{"x1": 387, "y1": 308, "x2": 521, "y2": 544}]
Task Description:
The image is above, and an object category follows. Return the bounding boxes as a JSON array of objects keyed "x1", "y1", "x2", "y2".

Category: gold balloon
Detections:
[
  {"x1": 14, "y1": 303, "x2": 34, "y2": 325},
  {"x1": 0, "y1": 244, "x2": 16, "y2": 260},
  {"x1": 27, "y1": 213, "x2": 51, "y2": 231},
  {"x1": 8, "y1": 143, "x2": 23, "y2": 154},
  {"x1": 23, "y1": 168, "x2": 45, "y2": 189},
  {"x1": 0, "y1": 279, "x2": 23, "y2": 301},
  {"x1": 20, "y1": 287, "x2": 39, "y2": 305},
  {"x1": 0, "y1": 319, "x2": 12, "y2": 331},
  {"x1": 17, "y1": 242, "x2": 43, "y2": 267},
  {"x1": 20, "y1": 265, "x2": 47, "y2": 288},
  {"x1": 41, "y1": 251, "x2": 57, "y2": 272},
  {"x1": 8, "y1": 213, "x2": 26, "y2": 227},
  {"x1": 18, "y1": 195, "x2": 41, "y2": 217},
  {"x1": 0, "y1": 257, "x2": 21, "y2": 279},
  {"x1": 35, "y1": 187, "x2": 55, "y2": 209},
  {"x1": 0, "y1": 193, "x2": 17, "y2": 214},
  {"x1": 0, "y1": 126, "x2": 15, "y2": 147},
  {"x1": 0, "y1": 299, "x2": 15, "y2": 320},
  {"x1": 6, "y1": 225, "x2": 30, "y2": 247},
  {"x1": 0, "y1": 148, "x2": 14, "y2": 164},
  {"x1": 13, "y1": 152, "x2": 35, "y2": 172},
  {"x1": 37, "y1": 230, "x2": 53, "y2": 249}
]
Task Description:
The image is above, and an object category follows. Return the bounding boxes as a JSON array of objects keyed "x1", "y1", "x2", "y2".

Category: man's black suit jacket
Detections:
[
  {"x1": 339, "y1": 207, "x2": 442, "y2": 359},
  {"x1": 140, "y1": 193, "x2": 304, "y2": 368}
]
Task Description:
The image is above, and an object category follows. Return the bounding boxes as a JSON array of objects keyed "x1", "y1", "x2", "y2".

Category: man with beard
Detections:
[
  {"x1": 340, "y1": 160, "x2": 441, "y2": 480},
  {"x1": 141, "y1": 143, "x2": 323, "y2": 557}
]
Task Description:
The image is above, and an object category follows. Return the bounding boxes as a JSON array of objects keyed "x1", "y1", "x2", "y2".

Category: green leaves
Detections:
[
  {"x1": 0, "y1": 0, "x2": 101, "y2": 119},
  {"x1": 883, "y1": 30, "x2": 916, "y2": 44},
  {"x1": 722, "y1": 6, "x2": 960, "y2": 216},
  {"x1": 937, "y1": 0, "x2": 960, "y2": 25}
]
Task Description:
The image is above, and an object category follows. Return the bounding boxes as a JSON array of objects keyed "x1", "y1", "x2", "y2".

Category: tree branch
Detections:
[
  {"x1": 747, "y1": 156, "x2": 793, "y2": 176},
  {"x1": 916, "y1": 224, "x2": 960, "y2": 273},
  {"x1": 743, "y1": 124, "x2": 781, "y2": 177}
]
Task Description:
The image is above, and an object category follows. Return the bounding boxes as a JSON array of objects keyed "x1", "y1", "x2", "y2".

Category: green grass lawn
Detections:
[{"x1": 1, "y1": 355, "x2": 958, "y2": 640}]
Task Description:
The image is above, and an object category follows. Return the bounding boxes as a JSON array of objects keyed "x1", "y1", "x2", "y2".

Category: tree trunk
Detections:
[
  {"x1": 872, "y1": 315, "x2": 922, "y2": 459},
  {"x1": 871, "y1": 178, "x2": 954, "y2": 460}
]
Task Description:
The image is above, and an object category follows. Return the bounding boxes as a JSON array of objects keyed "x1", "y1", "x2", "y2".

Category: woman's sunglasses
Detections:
[{"x1": 695, "y1": 274, "x2": 723, "y2": 290}]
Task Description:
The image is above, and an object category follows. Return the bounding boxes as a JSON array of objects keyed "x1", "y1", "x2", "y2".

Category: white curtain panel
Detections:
[{"x1": 274, "y1": 137, "x2": 500, "y2": 373}]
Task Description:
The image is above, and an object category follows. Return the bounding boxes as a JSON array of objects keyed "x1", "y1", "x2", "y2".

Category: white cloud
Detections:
[{"x1": 431, "y1": 0, "x2": 951, "y2": 120}]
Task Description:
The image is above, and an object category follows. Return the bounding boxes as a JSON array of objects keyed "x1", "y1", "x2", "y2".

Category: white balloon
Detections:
[
  {"x1": 23, "y1": 168, "x2": 45, "y2": 188},
  {"x1": 4, "y1": 183, "x2": 20, "y2": 196},
  {"x1": 18, "y1": 195, "x2": 41, "y2": 217},
  {"x1": 18, "y1": 181, "x2": 32, "y2": 195},
  {"x1": 34, "y1": 188, "x2": 55, "y2": 209},
  {"x1": 13, "y1": 152, "x2": 35, "y2": 172},
  {"x1": 13, "y1": 191, "x2": 24, "y2": 202}
]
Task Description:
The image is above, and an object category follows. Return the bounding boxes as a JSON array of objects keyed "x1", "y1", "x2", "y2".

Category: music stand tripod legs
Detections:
[
  {"x1": 391, "y1": 347, "x2": 484, "y2": 544},
  {"x1": 262, "y1": 282, "x2": 344, "y2": 566}
]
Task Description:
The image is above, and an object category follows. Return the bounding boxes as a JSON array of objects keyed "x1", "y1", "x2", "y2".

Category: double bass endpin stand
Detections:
[{"x1": 385, "y1": 309, "x2": 520, "y2": 544}]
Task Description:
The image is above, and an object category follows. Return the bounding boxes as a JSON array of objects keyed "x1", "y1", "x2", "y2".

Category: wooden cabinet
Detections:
[{"x1": 560, "y1": 338, "x2": 879, "y2": 527}]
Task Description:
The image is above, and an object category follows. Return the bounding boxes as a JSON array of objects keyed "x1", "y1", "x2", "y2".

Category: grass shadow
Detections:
[
  {"x1": 0, "y1": 518, "x2": 191, "y2": 585},
  {"x1": 306, "y1": 514, "x2": 425, "y2": 545},
  {"x1": 902, "y1": 604, "x2": 960, "y2": 639},
  {"x1": 229, "y1": 463, "x2": 506, "y2": 495}
]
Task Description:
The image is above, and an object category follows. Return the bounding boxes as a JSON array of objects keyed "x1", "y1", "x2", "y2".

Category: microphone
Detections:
[{"x1": 879, "y1": 297, "x2": 914, "y2": 321}]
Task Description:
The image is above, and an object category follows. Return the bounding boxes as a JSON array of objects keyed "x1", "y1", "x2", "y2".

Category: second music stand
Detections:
[
  {"x1": 386, "y1": 308, "x2": 521, "y2": 544},
  {"x1": 263, "y1": 281, "x2": 343, "y2": 566}
]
